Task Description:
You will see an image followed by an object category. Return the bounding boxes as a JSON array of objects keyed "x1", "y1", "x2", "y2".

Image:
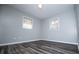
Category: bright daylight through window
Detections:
[{"x1": 23, "y1": 16, "x2": 32, "y2": 29}]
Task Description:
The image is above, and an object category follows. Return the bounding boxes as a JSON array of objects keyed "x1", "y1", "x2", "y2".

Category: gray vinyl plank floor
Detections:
[{"x1": 0, "y1": 42, "x2": 78, "y2": 54}]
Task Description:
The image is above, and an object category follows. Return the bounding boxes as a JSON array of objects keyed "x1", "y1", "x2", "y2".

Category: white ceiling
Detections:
[{"x1": 10, "y1": 4, "x2": 74, "y2": 20}]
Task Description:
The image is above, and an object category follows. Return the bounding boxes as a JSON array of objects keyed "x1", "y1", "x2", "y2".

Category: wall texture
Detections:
[
  {"x1": 0, "y1": 5, "x2": 41, "y2": 44},
  {"x1": 74, "y1": 4, "x2": 79, "y2": 50},
  {"x1": 0, "y1": 5, "x2": 3, "y2": 43},
  {"x1": 41, "y1": 6, "x2": 78, "y2": 45}
]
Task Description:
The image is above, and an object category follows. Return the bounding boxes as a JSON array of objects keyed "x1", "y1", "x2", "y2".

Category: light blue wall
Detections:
[
  {"x1": 41, "y1": 6, "x2": 78, "y2": 44},
  {"x1": 0, "y1": 5, "x2": 3, "y2": 43},
  {"x1": 74, "y1": 4, "x2": 79, "y2": 49},
  {"x1": 0, "y1": 5, "x2": 41, "y2": 44}
]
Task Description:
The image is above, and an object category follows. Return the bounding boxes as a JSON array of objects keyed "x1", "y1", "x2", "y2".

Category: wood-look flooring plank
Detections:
[
  {"x1": 16, "y1": 45, "x2": 30, "y2": 54},
  {"x1": 11, "y1": 48, "x2": 16, "y2": 54},
  {"x1": 8, "y1": 46, "x2": 12, "y2": 54},
  {"x1": 38, "y1": 46, "x2": 63, "y2": 54},
  {"x1": 0, "y1": 48, "x2": 4, "y2": 54},
  {"x1": 0, "y1": 41, "x2": 78, "y2": 54},
  {"x1": 17, "y1": 44, "x2": 38, "y2": 54},
  {"x1": 16, "y1": 45, "x2": 31, "y2": 54},
  {"x1": 41, "y1": 46, "x2": 76, "y2": 54},
  {"x1": 29, "y1": 44, "x2": 52, "y2": 54}
]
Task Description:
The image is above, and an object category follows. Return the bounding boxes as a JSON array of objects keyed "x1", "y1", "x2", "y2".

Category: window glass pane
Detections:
[
  {"x1": 23, "y1": 16, "x2": 32, "y2": 29},
  {"x1": 50, "y1": 17, "x2": 60, "y2": 31}
]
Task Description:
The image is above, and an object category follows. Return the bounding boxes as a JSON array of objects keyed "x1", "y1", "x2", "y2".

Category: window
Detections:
[
  {"x1": 23, "y1": 16, "x2": 32, "y2": 29},
  {"x1": 50, "y1": 17, "x2": 60, "y2": 31}
]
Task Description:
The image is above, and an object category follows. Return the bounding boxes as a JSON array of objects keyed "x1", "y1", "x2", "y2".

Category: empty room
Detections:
[{"x1": 0, "y1": 4, "x2": 79, "y2": 54}]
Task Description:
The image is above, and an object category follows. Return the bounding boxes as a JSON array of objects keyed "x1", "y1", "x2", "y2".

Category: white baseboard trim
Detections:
[
  {"x1": 44, "y1": 39, "x2": 78, "y2": 45},
  {"x1": 36, "y1": 39, "x2": 78, "y2": 45},
  {"x1": 0, "y1": 39, "x2": 41, "y2": 46},
  {"x1": 0, "y1": 39, "x2": 78, "y2": 46}
]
